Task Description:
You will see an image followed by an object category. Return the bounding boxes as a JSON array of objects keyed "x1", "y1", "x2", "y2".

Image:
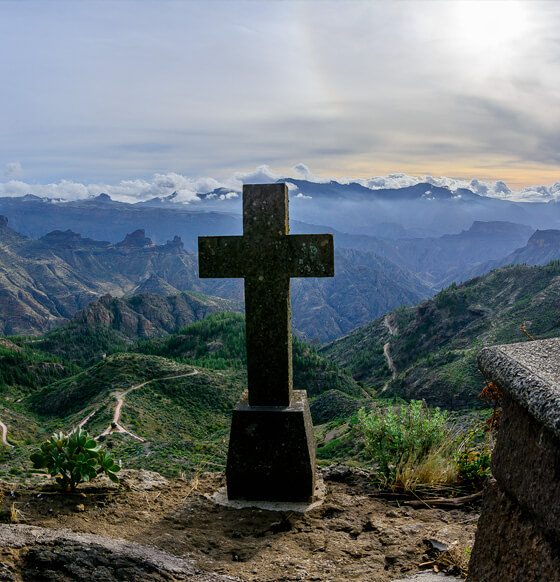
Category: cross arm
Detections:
[
  {"x1": 286, "y1": 234, "x2": 334, "y2": 277},
  {"x1": 198, "y1": 235, "x2": 246, "y2": 278}
]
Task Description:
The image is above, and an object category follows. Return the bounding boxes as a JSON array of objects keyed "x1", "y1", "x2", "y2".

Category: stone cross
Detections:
[{"x1": 198, "y1": 183, "x2": 334, "y2": 407}]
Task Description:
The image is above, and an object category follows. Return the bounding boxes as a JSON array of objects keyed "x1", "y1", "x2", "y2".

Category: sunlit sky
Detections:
[{"x1": 1, "y1": 0, "x2": 560, "y2": 193}]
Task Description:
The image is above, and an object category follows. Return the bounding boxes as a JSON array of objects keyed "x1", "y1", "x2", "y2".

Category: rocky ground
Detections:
[{"x1": 0, "y1": 467, "x2": 477, "y2": 581}]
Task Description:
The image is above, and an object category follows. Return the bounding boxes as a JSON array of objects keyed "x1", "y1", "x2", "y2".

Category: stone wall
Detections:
[{"x1": 468, "y1": 338, "x2": 560, "y2": 581}]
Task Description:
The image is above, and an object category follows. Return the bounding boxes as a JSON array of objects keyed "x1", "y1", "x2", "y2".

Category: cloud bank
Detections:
[{"x1": 0, "y1": 164, "x2": 559, "y2": 204}]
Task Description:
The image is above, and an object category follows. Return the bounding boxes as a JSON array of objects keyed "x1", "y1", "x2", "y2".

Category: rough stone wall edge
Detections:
[{"x1": 478, "y1": 343, "x2": 560, "y2": 439}]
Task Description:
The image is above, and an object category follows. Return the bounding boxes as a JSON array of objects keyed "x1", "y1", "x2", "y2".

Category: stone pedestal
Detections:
[{"x1": 226, "y1": 390, "x2": 316, "y2": 502}]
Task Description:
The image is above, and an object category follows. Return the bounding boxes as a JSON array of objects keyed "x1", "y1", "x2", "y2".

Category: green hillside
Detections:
[
  {"x1": 30, "y1": 353, "x2": 187, "y2": 416},
  {"x1": 0, "y1": 310, "x2": 364, "y2": 479},
  {"x1": 135, "y1": 311, "x2": 365, "y2": 398},
  {"x1": 0, "y1": 350, "x2": 245, "y2": 477},
  {"x1": 323, "y1": 262, "x2": 560, "y2": 408},
  {"x1": 0, "y1": 340, "x2": 78, "y2": 397},
  {"x1": 31, "y1": 291, "x2": 242, "y2": 367}
]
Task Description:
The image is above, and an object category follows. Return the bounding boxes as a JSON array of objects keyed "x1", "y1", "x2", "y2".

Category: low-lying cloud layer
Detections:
[{"x1": 1, "y1": 163, "x2": 559, "y2": 204}]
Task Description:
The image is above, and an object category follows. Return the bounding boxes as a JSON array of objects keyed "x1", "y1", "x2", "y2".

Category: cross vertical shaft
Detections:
[{"x1": 199, "y1": 183, "x2": 334, "y2": 407}]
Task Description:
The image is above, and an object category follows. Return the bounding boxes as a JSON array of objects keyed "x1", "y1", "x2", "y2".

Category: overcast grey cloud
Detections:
[{"x1": 1, "y1": 1, "x2": 559, "y2": 188}]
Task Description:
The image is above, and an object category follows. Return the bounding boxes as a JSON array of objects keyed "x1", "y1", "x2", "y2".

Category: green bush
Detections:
[
  {"x1": 358, "y1": 400, "x2": 449, "y2": 483},
  {"x1": 30, "y1": 427, "x2": 121, "y2": 491},
  {"x1": 456, "y1": 428, "x2": 492, "y2": 488}
]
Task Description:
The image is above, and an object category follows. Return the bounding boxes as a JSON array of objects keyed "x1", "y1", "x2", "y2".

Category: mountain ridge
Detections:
[
  {"x1": 322, "y1": 260, "x2": 560, "y2": 408},
  {"x1": 2, "y1": 179, "x2": 559, "y2": 244},
  {"x1": 0, "y1": 218, "x2": 429, "y2": 341}
]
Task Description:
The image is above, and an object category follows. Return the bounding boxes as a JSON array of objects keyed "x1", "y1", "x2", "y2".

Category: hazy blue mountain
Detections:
[
  {"x1": 458, "y1": 229, "x2": 560, "y2": 282},
  {"x1": 2, "y1": 179, "x2": 559, "y2": 245},
  {"x1": 0, "y1": 219, "x2": 428, "y2": 341}
]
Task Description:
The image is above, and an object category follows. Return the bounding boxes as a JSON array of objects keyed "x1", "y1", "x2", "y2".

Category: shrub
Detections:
[
  {"x1": 456, "y1": 428, "x2": 492, "y2": 488},
  {"x1": 30, "y1": 427, "x2": 121, "y2": 491},
  {"x1": 358, "y1": 400, "x2": 450, "y2": 485}
]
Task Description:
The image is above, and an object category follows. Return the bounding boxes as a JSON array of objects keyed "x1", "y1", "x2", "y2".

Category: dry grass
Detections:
[
  {"x1": 394, "y1": 436, "x2": 459, "y2": 492},
  {"x1": 426, "y1": 541, "x2": 472, "y2": 578},
  {"x1": 442, "y1": 542, "x2": 472, "y2": 578},
  {"x1": 10, "y1": 502, "x2": 24, "y2": 523}
]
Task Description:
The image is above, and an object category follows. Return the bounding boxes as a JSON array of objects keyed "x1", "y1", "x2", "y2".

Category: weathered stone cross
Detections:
[
  {"x1": 198, "y1": 183, "x2": 334, "y2": 407},
  {"x1": 198, "y1": 183, "x2": 334, "y2": 502}
]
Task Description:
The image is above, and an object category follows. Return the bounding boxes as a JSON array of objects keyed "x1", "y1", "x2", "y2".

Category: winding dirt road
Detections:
[
  {"x1": 0, "y1": 419, "x2": 12, "y2": 447},
  {"x1": 96, "y1": 370, "x2": 200, "y2": 442},
  {"x1": 381, "y1": 315, "x2": 398, "y2": 392},
  {"x1": 0, "y1": 371, "x2": 200, "y2": 447}
]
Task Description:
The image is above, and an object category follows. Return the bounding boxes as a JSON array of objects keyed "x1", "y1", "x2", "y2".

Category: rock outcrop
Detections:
[{"x1": 0, "y1": 524, "x2": 238, "y2": 581}]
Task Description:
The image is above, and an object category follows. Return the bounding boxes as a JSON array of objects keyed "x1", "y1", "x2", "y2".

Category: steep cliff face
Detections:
[
  {"x1": 526, "y1": 229, "x2": 560, "y2": 247},
  {"x1": 460, "y1": 228, "x2": 560, "y2": 283},
  {"x1": 72, "y1": 293, "x2": 241, "y2": 341}
]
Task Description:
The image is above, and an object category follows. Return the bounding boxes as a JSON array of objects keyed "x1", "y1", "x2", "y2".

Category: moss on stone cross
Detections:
[{"x1": 198, "y1": 183, "x2": 334, "y2": 406}]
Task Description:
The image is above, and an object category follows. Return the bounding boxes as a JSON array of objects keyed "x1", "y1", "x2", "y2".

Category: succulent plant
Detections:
[{"x1": 30, "y1": 427, "x2": 121, "y2": 491}]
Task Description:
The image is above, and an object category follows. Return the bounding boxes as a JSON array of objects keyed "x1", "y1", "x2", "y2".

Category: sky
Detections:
[{"x1": 1, "y1": 0, "x2": 560, "y2": 199}]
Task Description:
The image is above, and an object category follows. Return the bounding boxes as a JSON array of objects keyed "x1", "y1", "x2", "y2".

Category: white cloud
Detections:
[
  {"x1": 232, "y1": 165, "x2": 283, "y2": 187},
  {"x1": 292, "y1": 163, "x2": 333, "y2": 184},
  {"x1": 0, "y1": 174, "x2": 217, "y2": 203},
  {"x1": 285, "y1": 182, "x2": 299, "y2": 192},
  {"x1": 359, "y1": 173, "x2": 420, "y2": 190},
  {"x1": 0, "y1": 165, "x2": 559, "y2": 204},
  {"x1": 4, "y1": 162, "x2": 23, "y2": 178}
]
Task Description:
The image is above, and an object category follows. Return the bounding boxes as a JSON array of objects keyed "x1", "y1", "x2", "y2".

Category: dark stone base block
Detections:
[{"x1": 226, "y1": 390, "x2": 316, "y2": 502}]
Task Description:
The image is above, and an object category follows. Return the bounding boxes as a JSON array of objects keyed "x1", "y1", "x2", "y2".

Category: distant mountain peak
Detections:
[
  {"x1": 527, "y1": 230, "x2": 560, "y2": 247},
  {"x1": 20, "y1": 194, "x2": 44, "y2": 202},
  {"x1": 467, "y1": 221, "x2": 533, "y2": 236},
  {"x1": 41, "y1": 229, "x2": 83, "y2": 244},
  {"x1": 164, "y1": 235, "x2": 184, "y2": 249},
  {"x1": 117, "y1": 229, "x2": 154, "y2": 248},
  {"x1": 94, "y1": 193, "x2": 113, "y2": 203}
]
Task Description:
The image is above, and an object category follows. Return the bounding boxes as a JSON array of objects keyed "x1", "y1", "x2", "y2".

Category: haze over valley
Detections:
[{"x1": 2, "y1": 172, "x2": 560, "y2": 343}]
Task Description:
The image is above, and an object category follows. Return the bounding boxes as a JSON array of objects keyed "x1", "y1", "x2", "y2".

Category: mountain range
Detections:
[
  {"x1": 3, "y1": 179, "x2": 560, "y2": 245},
  {"x1": 3, "y1": 181, "x2": 560, "y2": 341},
  {"x1": 0, "y1": 218, "x2": 430, "y2": 341}
]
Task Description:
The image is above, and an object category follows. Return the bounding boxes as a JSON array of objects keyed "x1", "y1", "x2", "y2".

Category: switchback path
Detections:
[
  {"x1": 0, "y1": 419, "x2": 12, "y2": 447},
  {"x1": 381, "y1": 315, "x2": 398, "y2": 393},
  {"x1": 97, "y1": 370, "x2": 200, "y2": 442}
]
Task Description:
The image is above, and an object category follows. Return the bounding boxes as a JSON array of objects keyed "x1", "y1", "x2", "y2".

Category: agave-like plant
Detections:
[{"x1": 30, "y1": 427, "x2": 121, "y2": 491}]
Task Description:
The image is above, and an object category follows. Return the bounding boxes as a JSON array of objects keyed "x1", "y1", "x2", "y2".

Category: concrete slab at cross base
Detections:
[
  {"x1": 226, "y1": 390, "x2": 315, "y2": 502},
  {"x1": 210, "y1": 477, "x2": 326, "y2": 513}
]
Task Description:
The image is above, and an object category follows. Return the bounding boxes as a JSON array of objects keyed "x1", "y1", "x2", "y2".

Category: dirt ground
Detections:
[{"x1": 0, "y1": 467, "x2": 478, "y2": 581}]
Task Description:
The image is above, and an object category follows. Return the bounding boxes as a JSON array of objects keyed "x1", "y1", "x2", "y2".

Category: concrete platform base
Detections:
[{"x1": 209, "y1": 476, "x2": 326, "y2": 513}]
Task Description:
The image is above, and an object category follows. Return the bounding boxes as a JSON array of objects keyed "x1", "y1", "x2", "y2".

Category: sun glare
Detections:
[{"x1": 444, "y1": 1, "x2": 534, "y2": 63}]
